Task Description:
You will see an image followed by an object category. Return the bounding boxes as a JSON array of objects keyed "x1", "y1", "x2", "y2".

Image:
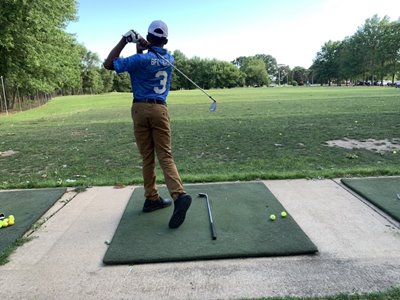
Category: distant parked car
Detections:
[
  {"x1": 395, "y1": 81, "x2": 400, "y2": 88},
  {"x1": 355, "y1": 81, "x2": 370, "y2": 86}
]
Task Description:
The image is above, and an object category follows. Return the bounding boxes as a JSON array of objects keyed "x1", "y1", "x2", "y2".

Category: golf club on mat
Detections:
[
  {"x1": 148, "y1": 47, "x2": 217, "y2": 112},
  {"x1": 198, "y1": 193, "x2": 217, "y2": 240}
]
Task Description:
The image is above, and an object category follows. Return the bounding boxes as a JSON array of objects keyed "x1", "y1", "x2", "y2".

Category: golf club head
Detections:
[
  {"x1": 198, "y1": 193, "x2": 208, "y2": 198},
  {"x1": 209, "y1": 101, "x2": 217, "y2": 112}
]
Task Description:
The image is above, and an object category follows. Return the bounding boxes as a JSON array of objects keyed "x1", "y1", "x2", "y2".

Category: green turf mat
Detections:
[
  {"x1": 103, "y1": 182, "x2": 317, "y2": 264},
  {"x1": 0, "y1": 188, "x2": 66, "y2": 259},
  {"x1": 341, "y1": 177, "x2": 400, "y2": 222}
]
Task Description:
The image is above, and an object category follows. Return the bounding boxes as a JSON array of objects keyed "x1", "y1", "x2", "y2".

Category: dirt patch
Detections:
[
  {"x1": 0, "y1": 150, "x2": 19, "y2": 157},
  {"x1": 325, "y1": 138, "x2": 400, "y2": 153}
]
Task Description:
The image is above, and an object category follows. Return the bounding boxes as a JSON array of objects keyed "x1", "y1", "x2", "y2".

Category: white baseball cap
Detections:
[{"x1": 148, "y1": 20, "x2": 168, "y2": 38}]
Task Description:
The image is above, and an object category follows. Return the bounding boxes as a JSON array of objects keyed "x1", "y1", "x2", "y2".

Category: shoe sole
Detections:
[{"x1": 169, "y1": 197, "x2": 192, "y2": 229}]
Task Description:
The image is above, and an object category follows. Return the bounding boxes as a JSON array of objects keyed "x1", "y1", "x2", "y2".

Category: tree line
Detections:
[
  {"x1": 0, "y1": 0, "x2": 79, "y2": 111},
  {"x1": 311, "y1": 15, "x2": 400, "y2": 85},
  {"x1": 1, "y1": 0, "x2": 399, "y2": 112}
]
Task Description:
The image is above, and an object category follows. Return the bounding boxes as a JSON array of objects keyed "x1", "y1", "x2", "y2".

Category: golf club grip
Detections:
[{"x1": 210, "y1": 222, "x2": 217, "y2": 240}]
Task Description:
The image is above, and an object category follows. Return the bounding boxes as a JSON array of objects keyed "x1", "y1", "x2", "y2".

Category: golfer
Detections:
[{"x1": 104, "y1": 20, "x2": 192, "y2": 229}]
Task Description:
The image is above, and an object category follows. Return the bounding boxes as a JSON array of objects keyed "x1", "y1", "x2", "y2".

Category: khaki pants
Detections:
[{"x1": 131, "y1": 103, "x2": 184, "y2": 200}]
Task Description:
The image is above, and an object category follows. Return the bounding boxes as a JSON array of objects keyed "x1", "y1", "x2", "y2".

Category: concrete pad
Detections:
[
  {"x1": 1, "y1": 180, "x2": 400, "y2": 299},
  {"x1": 265, "y1": 179, "x2": 400, "y2": 259}
]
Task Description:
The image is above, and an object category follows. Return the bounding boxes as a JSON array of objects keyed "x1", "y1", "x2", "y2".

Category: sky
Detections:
[{"x1": 66, "y1": 0, "x2": 400, "y2": 69}]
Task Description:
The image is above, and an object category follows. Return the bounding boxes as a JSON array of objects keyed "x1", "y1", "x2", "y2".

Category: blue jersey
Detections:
[{"x1": 113, "y1": 47, "x2": 174, "y2": 101}]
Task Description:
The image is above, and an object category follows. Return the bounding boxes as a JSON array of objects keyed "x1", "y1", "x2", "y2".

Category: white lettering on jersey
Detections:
[{"x1": 151, "y1": 58, "x2": 169, "y2": 66}]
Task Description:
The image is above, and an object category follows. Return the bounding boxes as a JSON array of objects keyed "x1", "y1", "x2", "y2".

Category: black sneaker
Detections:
[
  {"x1": 142, "y1": 197, "x2": 172, "y2": 213},
  {"x1": 169, "y1": 193, "x2": 192, "y2": 229}
]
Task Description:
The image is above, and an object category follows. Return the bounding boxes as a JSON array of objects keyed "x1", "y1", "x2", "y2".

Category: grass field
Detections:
[{"x1": 0, "y1": 86, "x2": 399, "y2": 189}]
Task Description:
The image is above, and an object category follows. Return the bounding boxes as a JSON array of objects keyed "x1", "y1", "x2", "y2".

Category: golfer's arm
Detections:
[{"x1": 103, "y1": 37, "x2": 127, "y2": 70}]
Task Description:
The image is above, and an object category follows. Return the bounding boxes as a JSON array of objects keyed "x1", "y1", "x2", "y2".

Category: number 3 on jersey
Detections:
[{"x1": 154, "y1": 71, "x2": 167, "y2": 94}]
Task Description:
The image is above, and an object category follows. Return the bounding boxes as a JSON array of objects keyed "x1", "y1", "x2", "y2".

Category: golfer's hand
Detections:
[
  {"x1": 136, "y1": 39, "x2": 150, "y2": 53},
  {"x1": 123, "y1": 30, "x2": 143, "y2": 43}
]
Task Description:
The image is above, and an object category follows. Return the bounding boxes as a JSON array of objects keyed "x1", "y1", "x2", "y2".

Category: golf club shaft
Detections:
[
  {"x1": 198, "y1": 193, "x2": 217, "y2": 240},
  {"x1": 202, "y1": 194, "x2": 217, "y2": 240},
  {"x1": 150, "y1": 48, "x2": 217, "y2": 103},
  {"x1": 206, "y1": 201, "x2": 217, "y2": 240}
]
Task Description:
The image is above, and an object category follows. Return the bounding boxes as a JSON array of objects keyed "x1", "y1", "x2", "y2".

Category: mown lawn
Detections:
[{"x1": 0, "y1": 86, "x2": 399, "y2": 189}]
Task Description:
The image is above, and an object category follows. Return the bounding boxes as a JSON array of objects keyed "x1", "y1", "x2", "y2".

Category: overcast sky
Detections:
[{"x1": 66, "y1": 0, "x2": 400, "y2": 68}]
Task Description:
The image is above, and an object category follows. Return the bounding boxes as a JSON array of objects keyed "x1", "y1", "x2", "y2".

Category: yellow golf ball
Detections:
[
  {"x1": 270, "y1": 214, "x2": 276, "y2": 221},
  {"x1": 2, "y1": 220, "x2": 9, "y2": 227},
  {"x1": 8, "y1": 219, "x2": 15, "y2": 226},
  {"x1": 281, "y1": 211, "x2": 287, "y2": 218},
  {"x1": 8, "y1": 215, "x2": 15, "y2": 221}
]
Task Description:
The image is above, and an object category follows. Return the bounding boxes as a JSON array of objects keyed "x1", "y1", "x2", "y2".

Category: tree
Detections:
[
  {"x1": 336, "y1": 36, "x2": 363, "y2": 84},
  {"x1": 292, "y1": 66, "x2": 308, "y2": 86},
  {"x1": 240, "y1": 58, "x2": 269, "y2": 87},
  {"x1": 277, "y1": 65, "x2": 290, "y2": 85},
  {"x1": 81, "y1": 49, "x2": 104, "y2": 94},
  {"x1": 170, "y1": 50, "x2": 191, "y2": 90},
  {"x1": 0, "y1": 0, "x2": 80, "y2": 109},
  {"x1": 254, "y1": 54, "x2": 277, "y2": 79},
  {"x1": 170, "y1": 51, "x2": 244, "y2": 90},
  {"x1": 113, "y1": 73, "x2": 131, "y2": 92},
  {"x1": 311, "y1": 40, "x2": 341, "y2": 85},
  {"x1": 378, "y1": 19, "x2": 400, "y2": 84},
  {"x1": 233, "y1": 54, "x2": 277, "y2": 83},
  {"x1": 355, "y1": 15, "x2": 391, "y2": 84},
  {"x1": 215, "y1": 61, "x2": 244, "y2": 88},
  {"x1": 57, "y1": 35, "x2": 82, "y2": 94},
  {"x1": 231, "y1": 56, "x2": 248, "y2": 68},
  {"x1": 330, "y1": 15, "x2": 399, "y2": 85},
  {"x1": 100, "y1": 67, "x2": 114, "y2": 93}
]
